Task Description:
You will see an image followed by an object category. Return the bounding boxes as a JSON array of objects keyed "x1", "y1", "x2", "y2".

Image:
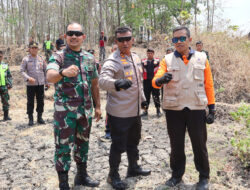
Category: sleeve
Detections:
[
  {"x1": 152, "y1": 58, "x2": 168, "y2": 89},
  {"x1": 43, "y1": 59, "x2": 48, "y2": 84},
  {"x1": 99, "y1": 60, "x2": 118, "y2": 92},
  {"x1": 46, "y1": 53, "x2": 60, "y2": 72},
  {"x1": 204, "y1": 60, "x2": 215, "y2": 105},
  {"x1": 6, "y1": 67, "x2": 12, "y2": 87},
  {"x1": 90, "y1": 59, "x2": 99, "y2": 80},
  {"x1": 20, "y1": 58, "x2": 30, "y2": 81}
]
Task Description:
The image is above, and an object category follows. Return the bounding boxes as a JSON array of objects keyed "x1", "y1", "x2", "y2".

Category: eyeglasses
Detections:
[
  {"x1": 117, "y1": 36, "x2": 132, "y2": 42},
  {"x1": 172, "y1": 36, "x2": 187, "y2": 44},
  {"x1": 66, "y1": 31, "x2": 84, "y2": 37}
]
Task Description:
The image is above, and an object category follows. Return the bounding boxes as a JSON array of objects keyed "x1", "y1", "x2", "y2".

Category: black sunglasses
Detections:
[
  {"x1": 66, "y1": 31, "x2": 84, "y2": 37},
  {"x1": 117, "y1": 36, "x2": 132, "y2": 42},
  {"x1": 172, "y1": 36, "x2": 187, "y2": 43}
]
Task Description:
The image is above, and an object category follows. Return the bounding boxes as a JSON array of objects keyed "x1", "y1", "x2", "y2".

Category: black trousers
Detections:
[
  {"x1": 143, "y1": 79, "x2": 160, "y2": 108},
  {"x1": 165, "y1": 108, "x2": 210, "y2": 179},
  {"x1": 27, "y1": 85, "x2": 44, "y2": 115},
  {"x1": 107, "y1": 114, "x2": 141, "y2": 169}
]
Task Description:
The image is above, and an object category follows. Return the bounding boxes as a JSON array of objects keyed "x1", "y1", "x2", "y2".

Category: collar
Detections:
[
  {"x1": 174, "y1": 48, "x2": 195, "y2": 60},
  {"x1": 115, "y1": 49, "x2": 132, "y2": 61},
  {"x1": 65, "y1": 46, "x2": 82, "y2": 55}
]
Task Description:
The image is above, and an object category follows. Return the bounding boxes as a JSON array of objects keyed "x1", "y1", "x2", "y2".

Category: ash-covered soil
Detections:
[{"x1": 0, "y1": 66, "x2": 249, "y2": 190}]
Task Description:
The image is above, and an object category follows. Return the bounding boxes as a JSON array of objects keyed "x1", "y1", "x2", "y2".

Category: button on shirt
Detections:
[{"x1": 20, "y1": 54, "x2": 47, "y2": 86}]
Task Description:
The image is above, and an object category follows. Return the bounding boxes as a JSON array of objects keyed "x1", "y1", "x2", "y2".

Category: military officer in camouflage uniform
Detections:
[
  {"x1": 46, "y1": 22, "x2": 101, "y2": 190},
  {"x1": 0, "y1": 51, "x2": 12, "y2": 121}
]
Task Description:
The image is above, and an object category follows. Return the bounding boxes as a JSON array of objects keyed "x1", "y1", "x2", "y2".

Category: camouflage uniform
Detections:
[
  {"x1": 47, "y1": 46, "x2": 98, "y2": 172},
  {"x1": 0, "y1": 61, "x2": 12, "y2": 112}
]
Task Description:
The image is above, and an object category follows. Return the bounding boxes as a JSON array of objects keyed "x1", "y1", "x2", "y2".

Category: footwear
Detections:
[
  {"x1": 74, "y1": 163, "x2": 99, "y2": 187},
  {"x1": 104, "y1": 131, "x2": 111, "y2": 139},
  {"x1": 127, "y1": 164, "x2": 151, "y2": 177},
  {"x1": 165, "y1": 177, "x2": 182, "y2": 187},
  {"x1": 141, "y1": 111, "x2": 148, "y2": 117},
  {"x1": 28, "y1": 114, "x2": 34, "y2": 126},
  {"x1": 196, "y1": 178, "x2": 209, "y2": 190},
  {"x1": 156, "y1": 107, "x2": 162, "y2": 118},
  {"x1": 107, "y1": 168, "x2": 127, "y2": 190},
  {"x1": 3, "y1": 110, "x2": 11, "y2": 121},
  {"x1": 58, "y1": 171, "x2": 70, "y2": 190},
  {"x1": 37, "y1": 113, "x2": 45, "y2": 124}
]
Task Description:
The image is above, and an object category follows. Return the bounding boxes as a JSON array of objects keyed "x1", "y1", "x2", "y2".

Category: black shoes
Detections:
[
  {"x1": 127, "y1": 165, "x2": 151, "y2": 177},
  {"x1": 196, "y1": 178, "x2": 209, "y2": 190},
  {"x1": 107, "y1": 169, "x2": 127, "y2": 190},
  {"x1": 74, "y1": 163, "x2": 99, "y2": 187},
  {"x1": 58, "y1": 171, "x2": 70, "y2": 190},
  {"x1": 28, "y1": 114, "x2": 34, "y2": 126},
  {"x1": 156, "y1": 107, "x2": 162, "y2": 118},
  {"x1": 37, "y1": 113, "x2": 45, "y2": 124},
  {"x1": 141, "y1": 111, "x2": 148, "y2": 118},
  {"x1": 3, "y1": 110, "x2": 11, "y2": 121},
  {"x1": 165, "y1": 177, "x2": 182, "y2": 187}
]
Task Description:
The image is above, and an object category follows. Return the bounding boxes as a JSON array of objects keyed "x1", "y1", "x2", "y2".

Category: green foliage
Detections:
[
  {"x1": 228, "y1": 25, "x2": 239, "y2": 32},
  {"x1": 217, "y1": 87, "x2": 225, "y2": 93},
  {"x1": 230, "y1": 103, "x2": 250, "y2": 168}
]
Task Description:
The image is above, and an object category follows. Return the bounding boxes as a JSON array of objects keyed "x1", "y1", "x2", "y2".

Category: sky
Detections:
[{"x1": 219, "y1": 0, "x2": 250, "y2": 34}]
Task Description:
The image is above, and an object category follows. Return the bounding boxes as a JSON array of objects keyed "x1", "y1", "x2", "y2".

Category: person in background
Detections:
[
  {"x1": 87, "y1": 49, "x2": 101, "y2": 74},
  {"x1": 99, "y1": 31, "x2": 107, "y2": 62},
  {"x1": 43, "y1": 35, "x2": 54, "y2": 62},
  {"x1": 0, "y1": 50, "x2": 12, "y2": 121},
  {"x1": 196, "y1": 41, "x2": 209, "y2": 60},
  {"x1": 21, "y1": 42, "x2": 49, "y2": 126},
  {"x1": 152, "y1": 26, "x2": 215, "y2": 190},
  {"x1": 56, "y1": 34, "x2": 64, "y2": 50},
  {"x1": 166, "y1": 47, "x2": 174, "y2": 55},
  {"x1": 141, "y1": 48, "x2": 162, "y2": 118}
]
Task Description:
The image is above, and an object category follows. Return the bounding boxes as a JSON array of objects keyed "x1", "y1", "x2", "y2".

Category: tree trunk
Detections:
[
  {"x1": 116, "y1": 0, "x2": 120, "y2": 26},
  {"x1": 206, "y1": 0, "x2": 210, "y2": 32},
  {"x1": 23, "y1": 0, "x2": 29, "y2": 45}
]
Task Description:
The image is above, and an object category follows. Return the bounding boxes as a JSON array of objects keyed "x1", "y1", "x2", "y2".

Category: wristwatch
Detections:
[{"x1": 59, "y1": 69, "x2": 65, "y2": 77}]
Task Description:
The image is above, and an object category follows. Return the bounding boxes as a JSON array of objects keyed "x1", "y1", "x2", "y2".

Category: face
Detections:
[
  {"x1": 60, "y1": 34, "x2": 64, "y2": 39},
  {"x1": 147, "y1": 52, "x2": 154, "y2": 60},
  {"x1": 166, "y1": 50, "x2": 172, "y2": 54},
  {"x1": 0, "y1": 54, "x2": 3, "y2": 62},
  {"x1": 196, "y1": 44, "x2": 203, "y2": 52},
  {"x1": 47, "y1": 36, "x2": 50, "y2": 40},
  {"x1": 115, "y1": 31, "x2": 134, "y2": 55},
  {"x1": 29, "y1": 47, "x2": 38, "y2": 56},
  {"x1": 173, "y1": 29, "x2": 192, "y2": 54},
  {"x1": 65, "y1": 23, "x2": 86, "y2": 51}
]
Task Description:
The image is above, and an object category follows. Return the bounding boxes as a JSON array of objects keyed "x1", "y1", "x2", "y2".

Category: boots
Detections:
[
  {"x1": 57, "y1": 171, "x2": 70, "y2": 190},
  {"x1": 127, "y1": 162, "x2": 151, "y2": 177},
  {"x1": 107, "y1": 168, "x2": 127, "y2": 190},
  {"x1": 28, "y1": 114, "x2": 33, "y2": 126},
  {"x1": 37, "y1": 113, "x2": 45, "y2": 124},
  {"x1": 3, "y1": 110, "x2": 11, "y2": 121},
  {"x1": 74, "y1": 163, "x2": 99, "y2": 187},
  {"x1": 156, "y1": 107, "x2": 162, "y2": 118},
  {"x1": 196, "y1": 178, "x2": 209, "y2": 190}
]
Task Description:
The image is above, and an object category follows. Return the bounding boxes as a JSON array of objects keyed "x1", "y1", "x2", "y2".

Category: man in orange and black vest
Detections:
[
  {"x1": 141, "y1": 48, "x2": 161, "y2": 118},
  {"x1": 152, "y1": 26, "x2": 215, "y2": 190}
]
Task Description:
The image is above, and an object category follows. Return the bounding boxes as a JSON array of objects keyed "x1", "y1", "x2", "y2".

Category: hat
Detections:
[{"x1": 29, "y1": 42, "x2": 38, "y2": 48}]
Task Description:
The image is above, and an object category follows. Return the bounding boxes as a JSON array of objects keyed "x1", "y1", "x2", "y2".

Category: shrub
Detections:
[{"x1": 230, "y1": 103, "x2": 250, "y2": 168}]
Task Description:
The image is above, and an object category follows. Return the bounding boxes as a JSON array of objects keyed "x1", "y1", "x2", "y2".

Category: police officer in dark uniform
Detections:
[{"x1": 141, "y1": 48, "x2": 162, "y2": 117}]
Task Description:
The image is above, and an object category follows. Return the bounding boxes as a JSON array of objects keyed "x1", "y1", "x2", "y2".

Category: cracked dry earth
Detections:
[{"x1": 0, "y1": 67, "x2": 249, "y2": 190}]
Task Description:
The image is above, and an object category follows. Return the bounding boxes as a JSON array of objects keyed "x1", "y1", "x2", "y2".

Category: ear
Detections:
[
  {"x1": 115, "y1": 39, "x2": 118, "y2": 44},
  {"x1": 189, "y1": 37, "x2": 192, "y2": 43},
  {"x1": 64, "y1": 34, "x2": 67, "y2": 39},
  {"x1": 83, "y1": 34, "x2": 86, "y2": 40},
  {"x1": 132, "y1": 37, "x2": 135, "y2": 44}
]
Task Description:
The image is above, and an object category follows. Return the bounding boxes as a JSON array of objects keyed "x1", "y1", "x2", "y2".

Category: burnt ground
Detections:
[{"x1": 0, "y1": 66, "x2": 249, "y2": 190}]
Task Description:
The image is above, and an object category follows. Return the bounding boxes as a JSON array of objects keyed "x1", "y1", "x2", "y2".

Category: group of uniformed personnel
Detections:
[{"x1": 0, "y1": 22, "x2": 214, "y2": 190}]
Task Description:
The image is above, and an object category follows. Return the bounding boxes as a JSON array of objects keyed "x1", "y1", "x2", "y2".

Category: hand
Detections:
[
  {"x1": 114, "y1": 79, "x2": 132, "y2": 91},
  {"x1": 155, "y1": 73, "x2": 172, "y2": 86},
  {"x1": 28, "y1": 77, "x2": 36, "y2": 84},
  {"x1": 7, "y1": 85, "x2": 12, "y2": 90},
  {"x1": 206, "y1": 109, "x2": 215, "y2": 124},
  {"x1": 94, "y1": 108, "x2": 102, "y2": 122},
  {"x1": 62, "y1": 65, "x2": 79, "y2": 77},
  {"x1": 141, "y1": 101, "x2": 148, "y2": 110}
]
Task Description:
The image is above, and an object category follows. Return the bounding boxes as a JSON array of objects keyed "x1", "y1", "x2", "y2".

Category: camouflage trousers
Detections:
[
  {"x1": 45, "y1": 50, "x2": 52, "y2": 62},
  {"x1": 53, "y1": 106, "x2": 92, "y2": 172},
  {"x1": 0, "y1": 86, "x2": 10, "y2": 111}
]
